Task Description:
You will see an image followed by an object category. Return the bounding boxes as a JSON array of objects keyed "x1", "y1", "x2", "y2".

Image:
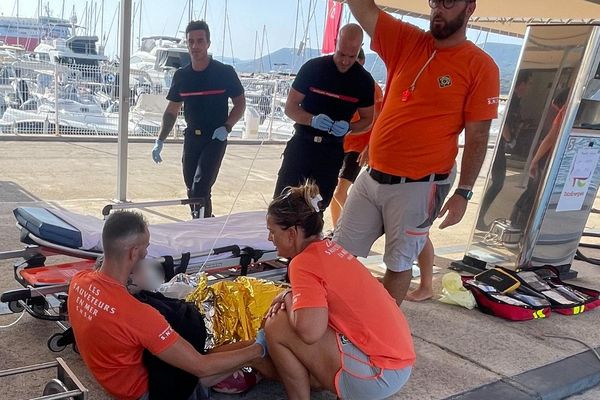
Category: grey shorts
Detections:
[
  {"x1": 335, "y1": 333, "x2": 412, "y2": 400},
  {"x1": 334, "y1": 169, "x2": 454, "y2": 272}
]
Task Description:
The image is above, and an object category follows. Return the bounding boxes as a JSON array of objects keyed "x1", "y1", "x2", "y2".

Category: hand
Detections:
[
  {"x1": 310, "y1": 114, "x2": 334, "y2": 132},
  {"x1": 529, "y1": 161, "x2": 539, "y2": 179},
  {"x1": 438, "y1": 194, "x2": 468, "y2": 229},
  {"x1": 266, "y1": 290, "x2": 291, "y2": 319},
  {"x1": 330, "y1": 120, "x2": 350, "y2": 137},
  {"x1": 358, "y1": 145, "x2": 369, "y2": 167},
  {"x1": 255, "y1": 329, "x2": 268, "y2": 358},
  {"x1": 151, "y1": 139, "x2": 164, "y2": 163},
  {"x1": 212, "y1": 126, "x2": 229, "y2": 141}
]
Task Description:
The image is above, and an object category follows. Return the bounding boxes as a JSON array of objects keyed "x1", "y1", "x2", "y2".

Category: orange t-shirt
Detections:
[
  {"x1": 344, "y1": 83, "x2": 384, "y2": 153},
  {"x1": 369, "y1": 10, "x2": 500, "y2": 178},
  {"x1": 68, "y1": 270, "x2": 180, "y2": 400},
  {"x1": 289, "y1": 240, "x2": 415, "y2": 370}
]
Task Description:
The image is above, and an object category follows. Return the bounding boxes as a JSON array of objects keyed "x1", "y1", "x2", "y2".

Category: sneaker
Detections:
[
  {"x1": 212, "y1": 368, "x2": 262, "y2": 394},
  {"x1": 191, "y1": 211, "x2": 200, "y2": 219}
]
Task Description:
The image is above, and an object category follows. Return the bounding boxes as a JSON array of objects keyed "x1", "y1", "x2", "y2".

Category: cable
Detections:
[
  {"x1": 198, "y1": 138, "x2": 268, "y2": 273},
  {"x1": 542, "y1": 334, "x2": 600, "y2": 363},
  {"x1": 0, "y1": 311, "x2": 25, "y2": 329}
]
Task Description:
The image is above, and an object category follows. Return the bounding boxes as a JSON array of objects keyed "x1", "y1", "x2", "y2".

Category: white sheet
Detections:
[{"x1": 50, "y1": 209, "x2": 275, "y2": 258}]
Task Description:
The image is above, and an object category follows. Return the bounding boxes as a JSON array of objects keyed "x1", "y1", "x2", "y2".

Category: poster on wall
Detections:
[{"x1": 556, "y1": 147, "x2": 600, "y2": 212}]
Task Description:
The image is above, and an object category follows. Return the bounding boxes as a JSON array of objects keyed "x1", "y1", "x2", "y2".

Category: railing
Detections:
[{"x1": 0, "y1": 60, "x2": 295, "y2": 141}]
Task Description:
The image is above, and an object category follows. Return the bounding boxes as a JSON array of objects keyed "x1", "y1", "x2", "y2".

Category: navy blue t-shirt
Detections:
[
  {"x1": 167, "y1": 58, "x2": 244, "y2": 135},
  {"x1": 292, "y1": 55, "x2": 375, "y2": 136}
]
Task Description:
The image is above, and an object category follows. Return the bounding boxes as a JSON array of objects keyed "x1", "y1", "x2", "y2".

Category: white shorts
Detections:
[{"x1": 333, "y1": 169, "x2": 453, "y2": 272}]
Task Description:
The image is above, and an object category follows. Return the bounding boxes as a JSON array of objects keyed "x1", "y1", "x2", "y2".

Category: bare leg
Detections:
[
  {"x1": 265, "y1": 311, "x2": 341, "y2": 400},
  {"x1": 406, "y1": 237, "x2": 434, "y2": 302},
  {"x1": 383, "y1": 269, "x2": 413, "y2": 306},
  {"x1": 330, "y1": 178, "x2": 352, "y2": 227}
]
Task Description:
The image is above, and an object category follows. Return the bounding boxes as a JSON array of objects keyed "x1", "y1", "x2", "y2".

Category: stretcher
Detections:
[
  {"x1": 0, "y1": 357, "x2": 88, "y2": 399},
  {"x1": 0, "y1": 200, "x2": 287, "y2": 352}
]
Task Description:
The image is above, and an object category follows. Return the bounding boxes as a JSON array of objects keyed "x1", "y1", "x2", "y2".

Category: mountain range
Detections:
[{"x1": 221, "y1": 42, "x2": 522, "y2": 95}]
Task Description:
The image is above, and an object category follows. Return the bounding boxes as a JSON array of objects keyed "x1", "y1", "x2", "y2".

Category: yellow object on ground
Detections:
[{"x1": 438, "y1": 272, "x2": 477, "y2": 310}]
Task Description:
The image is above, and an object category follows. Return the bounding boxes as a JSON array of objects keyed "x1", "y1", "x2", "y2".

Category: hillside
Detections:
[{"x1": 225, "y1": 42, "x2": 522, "y2": 95}]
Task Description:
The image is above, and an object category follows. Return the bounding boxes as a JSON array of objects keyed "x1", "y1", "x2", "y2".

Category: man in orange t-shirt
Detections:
[
  {"x1": 68, "y1": 211, "x2": 269, "y2": 400},
  {"x1": 330, "y1": 48, "x2": 384, "y2": 227},
  {"x1": 334, "y1": 0, "x2": 500, "y2": 304}
]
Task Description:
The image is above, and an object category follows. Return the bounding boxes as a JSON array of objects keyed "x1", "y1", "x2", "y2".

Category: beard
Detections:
[{"x1": 430, "y1": 7, "x2": 467, "y2": 40}]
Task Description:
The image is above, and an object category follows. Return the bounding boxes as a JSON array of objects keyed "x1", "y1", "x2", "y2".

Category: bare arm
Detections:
[
  {"x1": 284, "y1": 88, "x2": 312, "y2": 126},
  {"x1": 157, "y1": 337, "x2": 263, "y2": 385},
  {"x1": 346, "y1": 0, "x2": 380, "y2": 37},
  {"x1": 157, "y1": 101, "x2": 183, "y2": 141},
  {"x1": 438, "y1": 120, "x2": 491, "y2": 229},
  {"x1": 529, "y1": 119, "x2": 561, "y2": 178},
  {"x1": 347, "y1": 105, "x2": 374, "y2": 135},
  {"x1": 225, "y1": 94, "x2": 246, "y2": 131},
  {"x1": 284, "y1": 290, "x2": 329, "y2": 345},
  {"x1": 458, "y1": 120, "x2": 492, "y2": 189}
]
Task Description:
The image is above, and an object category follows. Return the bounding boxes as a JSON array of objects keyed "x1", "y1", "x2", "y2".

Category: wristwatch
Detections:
[
  {"x1": 224, "y1": 123, "x2": 233, "y2": 133},
  {"x1": 454, "y1": 188, "x2": 473, "y2": 201}
]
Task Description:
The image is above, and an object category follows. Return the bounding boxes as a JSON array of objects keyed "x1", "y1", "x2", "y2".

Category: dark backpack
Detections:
[{"x1": 135, "y1": 290, "x2": 207, "y2": 400}]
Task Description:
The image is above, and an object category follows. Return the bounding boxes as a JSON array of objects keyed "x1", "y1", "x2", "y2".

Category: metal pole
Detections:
[
  {"x1": 116, "y1": 0, "x2": 132, "y2": 202},
  {"x1": 54, "y1": 64, "x2": 60, "y2": 136}
]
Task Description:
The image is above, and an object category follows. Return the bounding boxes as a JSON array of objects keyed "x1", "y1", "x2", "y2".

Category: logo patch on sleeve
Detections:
[{"x1": 438, "y1": 75, "x2": 452, "y2": 88}]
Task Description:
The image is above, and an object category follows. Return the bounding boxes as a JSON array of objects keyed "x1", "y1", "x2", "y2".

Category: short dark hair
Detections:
[
  {"x1": 185, "y1": 20, "x2": 210, "y2": 42},
  {"x1": 102, "y1": 211, "x2": 148, "y2": 258},
  {"x1": 268, "y1": 181, "x2": 324, "y2": 237}
]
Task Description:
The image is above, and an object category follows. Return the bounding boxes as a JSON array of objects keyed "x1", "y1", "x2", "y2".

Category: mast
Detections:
[
  {"x1": 138, "y1": 0, "x2": 142, "y2": 49},
  {"x1": 221, "y1": 0, "x2": 227, "y2": 62},
  {"x1": 16, "y1": 0, "x2": 20, "y2": 46},
  {"x1": 100, "y1": 0, "x2": 104, "y2": 47}
]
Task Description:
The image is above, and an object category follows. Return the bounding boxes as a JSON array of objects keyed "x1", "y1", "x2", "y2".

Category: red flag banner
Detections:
[{"x1": 322, "y1": 0, "x2": 343, "y2": 54}]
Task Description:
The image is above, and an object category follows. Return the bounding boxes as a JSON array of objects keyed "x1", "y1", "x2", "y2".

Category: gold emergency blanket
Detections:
[{"x1": 187, "y1": 275, "x2": 287, "y2": 348}]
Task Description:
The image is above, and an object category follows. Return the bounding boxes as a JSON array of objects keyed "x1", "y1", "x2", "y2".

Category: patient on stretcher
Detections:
[{"x1": 67, "y1": 211, "x2": 274, "y2": 400}]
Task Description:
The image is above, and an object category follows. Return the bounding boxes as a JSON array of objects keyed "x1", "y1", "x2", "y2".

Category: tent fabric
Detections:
[{"x1": 368, "y1": 0, "x2": 600, "y2": 36}]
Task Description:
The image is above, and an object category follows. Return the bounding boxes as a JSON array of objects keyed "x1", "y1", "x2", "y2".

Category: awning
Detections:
[{"x1": 370, "y1": 0, "x2": 600, "y2": 37}]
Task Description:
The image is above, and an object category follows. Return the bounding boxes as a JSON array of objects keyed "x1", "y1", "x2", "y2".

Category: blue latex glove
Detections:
[
  {"x1": 151, "y1": 139, "x2": 164, "y2": 163},
  {"x1": 310, "y1": 114, "x2": 334, "y2": 132},
  {"x1": 212, "y1": 126, "x2": 229, "y2": 141},
  {"x1": 330, "y1": 120, "x2": 350, "y2": 137},
  {"x1": 255, "y1": 329, "x2": 268, "y2": 358}
]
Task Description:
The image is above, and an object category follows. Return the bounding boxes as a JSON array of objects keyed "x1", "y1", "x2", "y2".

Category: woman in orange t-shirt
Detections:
[{"x1": 264, "y1": 182, "x2": 414, "y2": 400}]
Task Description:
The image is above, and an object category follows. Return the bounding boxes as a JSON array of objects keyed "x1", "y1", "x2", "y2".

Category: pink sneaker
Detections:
[{"x1": 212, "y1": 368, "x2": 262, "y2": 394}]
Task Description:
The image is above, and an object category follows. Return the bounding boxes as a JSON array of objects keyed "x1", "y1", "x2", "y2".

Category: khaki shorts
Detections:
[
  {"x1": 334, "y1": 169, "x2": 454, "y2": 272},
  {"x1": 334, "y1": 333, "x2": 412, "y2": 400}
]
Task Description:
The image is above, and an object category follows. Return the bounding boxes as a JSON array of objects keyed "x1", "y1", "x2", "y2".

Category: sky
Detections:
[{"x1": 1, "y1": 0, "x2": 522, "y2": 60}]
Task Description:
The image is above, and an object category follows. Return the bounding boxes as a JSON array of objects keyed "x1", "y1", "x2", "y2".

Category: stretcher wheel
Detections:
[
  {"x1": 43, "y1": 378, "x2": 74, "y2": 400},
  {"x1": 48, "y1": 333, "x2": 68, "y2": 353},
  {"x1": 31, "y1": 301, "x2": 48, "y2": 315},
  {"x1": 8, "y1": 301, "x2": 24, "y2": 313}
]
